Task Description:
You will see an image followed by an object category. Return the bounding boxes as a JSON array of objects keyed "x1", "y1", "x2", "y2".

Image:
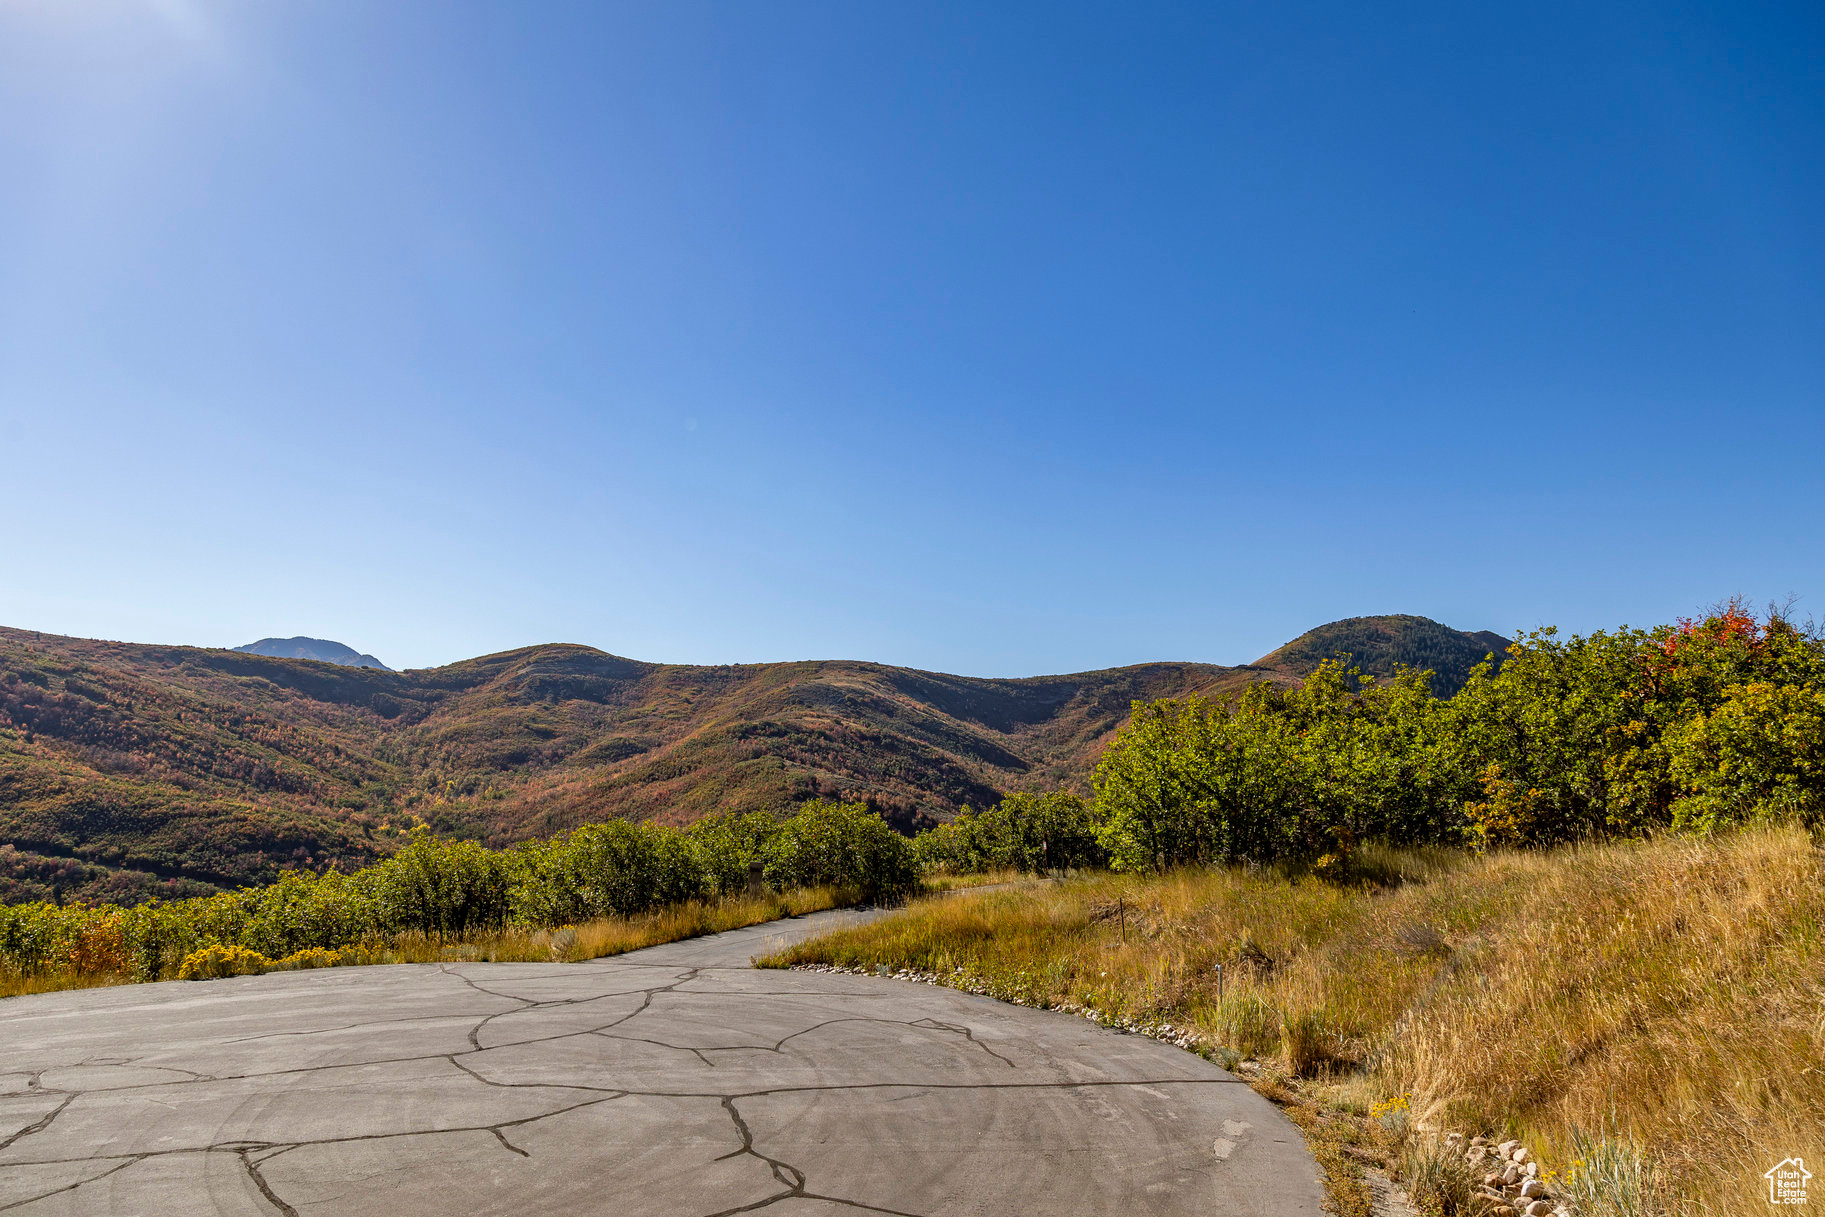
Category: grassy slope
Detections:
[
  {"x1": 763, "y1": 827, "x2": 1825, "y2": 1215},
  {"x1": 0, "y1": 615, "x2": 1501, "y2": 902}
]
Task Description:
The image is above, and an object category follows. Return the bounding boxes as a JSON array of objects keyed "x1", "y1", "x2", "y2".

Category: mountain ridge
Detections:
[{"x1": 0, "y1": 616, "x2": 1505, "y2": 903}]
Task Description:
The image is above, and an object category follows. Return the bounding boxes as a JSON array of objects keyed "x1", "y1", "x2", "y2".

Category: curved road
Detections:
[{"x1": 0, "y1": 909, "x2": 1323, "y2": 1216}]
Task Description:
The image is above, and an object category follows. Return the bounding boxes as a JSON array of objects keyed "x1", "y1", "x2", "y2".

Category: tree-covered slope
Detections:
[{"x1": 1252, "y1": 614, "x2": 1509, "y2": 696}]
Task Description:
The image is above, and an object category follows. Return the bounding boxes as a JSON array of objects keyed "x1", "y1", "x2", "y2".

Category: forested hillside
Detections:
[
  {"x1": 0, "y1": 616, "x2": 1502, "y2": 903},
  {"x1": 1253, "y1": 613, "x2": 1509, "y2": 696}
]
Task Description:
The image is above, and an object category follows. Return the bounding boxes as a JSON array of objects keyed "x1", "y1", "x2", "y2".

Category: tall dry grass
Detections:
[{"x1": 762, "y1": 827, "x2": 1825, "y2": 1215}]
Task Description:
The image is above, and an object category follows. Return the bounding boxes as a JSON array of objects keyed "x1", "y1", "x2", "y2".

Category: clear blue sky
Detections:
[{"x1": 2, "y1": 2, "x2": 1821, "y2": 674}]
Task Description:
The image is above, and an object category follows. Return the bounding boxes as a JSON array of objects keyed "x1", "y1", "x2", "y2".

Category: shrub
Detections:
[
  {"x1": 365, "y1": 834, "x2": 514, "y2": 935},
  {"x1": 270, "y1": 947, "x2": 342, "y2": 970},
  {"x1": 1279, "y1": 1009, "x2": 1344, "y2": 1078},
  {"x1": 1668, "y1": 681, "x2": 1825, "y2": 832},
  {"x1": 688, "y1": 810, "x2": 779, "y2": 895},
  {"x1": 177, "y1": 943, "x2": 272, "y2": 980},
  {"x1": 1090, "y1": 602, "x2": 1825, "y2": 865},
  {"x1": 512, "y1": 820, "x2": 709, "y2": 924},
  {"x1": 916, "y1": 793, "x2": 1105, "y2": 874},
  {"x1": 0, "y1": 901, "x2": 83, "y2": 975},
  {"x1": 236, "y1": 870, "x2": 376, "y2": 959},
  {"x1": 3, "y1": 803, "x2": 920, "y2": 984},
  {"x1": 768, "y1": 800, "x2": 917, "y2": 901},
  {"x1": 67, "y1": 911, "x2": 129, "y2": 975}
]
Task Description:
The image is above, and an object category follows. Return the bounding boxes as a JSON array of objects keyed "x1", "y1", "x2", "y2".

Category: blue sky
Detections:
[{"x1": 2, "y1": 1, "x2": 1821, "y2": 674}]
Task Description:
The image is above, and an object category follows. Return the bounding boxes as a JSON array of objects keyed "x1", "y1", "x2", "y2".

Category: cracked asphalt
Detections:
[{"x1": 0, "y1": 907, "x2": 1325, "y2": 1216}]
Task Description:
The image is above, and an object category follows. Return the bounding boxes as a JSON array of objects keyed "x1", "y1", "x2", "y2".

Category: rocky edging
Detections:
[{"x1": 1449, "y1": 1133, "x2": 1568, "y2": 1217}]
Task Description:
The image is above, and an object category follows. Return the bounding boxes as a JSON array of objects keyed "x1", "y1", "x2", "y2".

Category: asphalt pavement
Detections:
[{"x1": 0, "y1": 907, "x2": 1324, "y2": 1216}]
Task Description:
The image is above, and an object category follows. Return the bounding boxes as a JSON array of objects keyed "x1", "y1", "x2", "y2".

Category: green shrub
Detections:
[
  {"x1": 1668, "y1": 681, "x2": 1825, "y2": 832},
  {"x1": 236, "y1": 870, "x2": 377, "y2": 959},
  {"x1": 0, "y1": 901, "x2": 82, "y2": 975},
  {"x1": 512, "y1": 820, "x2": 709, "y2": 924},
  {"x1": 366, "y1": 834, "x2": 514, "y2": 935},
  {"x1": 769, "y1": 800, "x2": 917, "y2": 901},
  {"x1": 1089, "y1": 602, "x2": 1825, "y2": 867},
  {"x1": 688, "y1": 810, "x2": 779, "y2": 895},
  {"x1": 916, "y1": 793, "x2": 1106, "y2": 874},
  {"x1": 4, "y1": 802, "x2": 925, "y2": 983}
]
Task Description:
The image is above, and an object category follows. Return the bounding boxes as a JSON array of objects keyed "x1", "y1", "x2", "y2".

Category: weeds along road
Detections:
[{"x1": 0, "y1": 908, "x2": 1323, "y2": 1216}]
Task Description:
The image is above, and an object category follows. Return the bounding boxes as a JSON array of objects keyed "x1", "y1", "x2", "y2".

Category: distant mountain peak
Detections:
[{"x1": 233, "y1": 637, "x2": 391, "y2": 670}]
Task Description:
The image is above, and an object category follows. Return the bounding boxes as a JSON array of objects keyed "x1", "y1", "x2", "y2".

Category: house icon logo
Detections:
[{"x1": 1767, "y1": 1157, "x2": 1811, "y2": 1205}]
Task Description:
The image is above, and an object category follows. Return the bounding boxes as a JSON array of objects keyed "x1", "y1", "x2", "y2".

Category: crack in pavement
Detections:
[
  {"x1": 770, "y1": 1017, "x2": 1017, "y2": 1070},
  {"x1": 1, "y1": 1095, "x2": 641, "y2": 1213},
  {"x1": 489, "y1": 1127, "x2": 530, "y2": 1158},
  {"x1": 0, "y1": 1154, "x2": 141, "y2": 1213},
  {"x1": 441, "y1": 963, "x2": 700, "y2": 1051},
  {"x1": 700, "y1": 1094, "x2": 938, "y2": 1217},
  {"x1": 0, "y1": 1095, "x2": 72, "y2": 1154},
  {"x1": 445, "y1": 1051, "x2": 627, "y2": 1095},
  {"x1": 222, "y1": 1010, "x2": 479, "y2": 1046},
  {"x1": 593, "y1": 1031, "x2": 721, "y2": 1068},
  {"x1": 241, "y1": 1147, "x2": 300, "y2": 1217},
  {"x1": 0, "y1": 1078, "x2": 1241, "y2": 1173}
]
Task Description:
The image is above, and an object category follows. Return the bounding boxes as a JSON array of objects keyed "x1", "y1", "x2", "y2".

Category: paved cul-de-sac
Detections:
[{"x1": 0, "y1": 908, "x2": 1324, "y2": 1216}]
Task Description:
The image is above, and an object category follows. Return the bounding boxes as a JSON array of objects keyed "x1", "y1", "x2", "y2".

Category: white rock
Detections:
[
  {"x1": 1518, "y1": 1179, "x2": 1547, "y2": 1199},
  {"x1": 1497, "y1": 1139, "x2": 1520, "y2": 1157},
  {"x1": 1513, "y1": 1146, "x2": 1530, "y2": 1165}
]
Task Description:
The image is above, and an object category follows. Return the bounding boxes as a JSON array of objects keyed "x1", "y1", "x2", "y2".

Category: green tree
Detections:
[{"x1": 1669, "y1": 682, "x2": 1825, "y2": 833}]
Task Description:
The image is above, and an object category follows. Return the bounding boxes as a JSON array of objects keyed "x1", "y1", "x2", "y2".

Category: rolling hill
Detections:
[{"x1": 0, "y1": 616, "x2": 1508, "y2": 903}]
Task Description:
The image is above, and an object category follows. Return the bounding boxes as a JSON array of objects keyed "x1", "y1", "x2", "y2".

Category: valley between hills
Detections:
[{"x1": 0, "y1": 615, "x2": 1505, "y2": 904}]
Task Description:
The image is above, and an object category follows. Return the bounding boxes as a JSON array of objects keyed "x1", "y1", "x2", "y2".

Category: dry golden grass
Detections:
[
  {"x1": 917, "y1": 868, "x2": 1025, "y2": 892},
  {"x1": 0, "y1": 969, "x2": 136, "y2": 1000},
  {"x1": 0, "y1": 886, "x2": 857, "y2": 998},
  {"x1": 763, "y1": 828, "x2": 1825, "y2": 1215}
]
